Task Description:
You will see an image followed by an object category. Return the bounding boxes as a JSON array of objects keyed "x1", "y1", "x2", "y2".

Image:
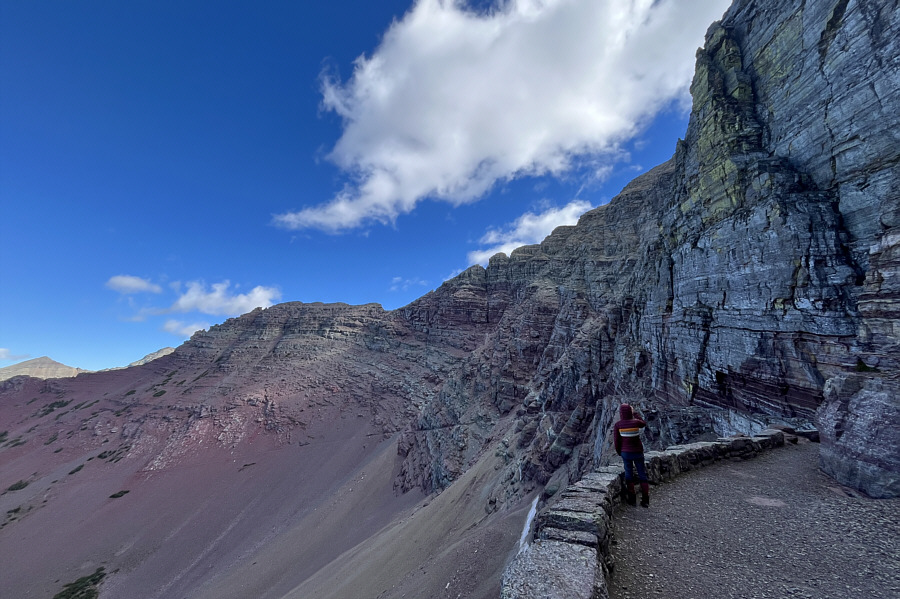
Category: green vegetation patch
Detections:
[
  {"x1": 125, "y1": 389, "x2": 136, "y2": 396},
  {"x1": 68, "y1": 464, "x2": 84, "y2": 475},
  {"x1": 97, "y1": 445, "x2": 130, "y2": 463},
  {"x1": 52, "y1": 567, "x2": 107, "y2": 599},
  {"x1": 109, "y1": 490, "x2": 130, "y2": 499},
  {"x1": 37, "y1": 399, "x2": 73, "y2": 418},
  {"x1": 44, "y1": 433, "x2": 59, "y2": 445},
  {"x1": 153, "y1": 390, "x2": 166, "y2": 397},
  {"x1": 856, "y1": 358, "x2": 881, "y2": 372},
  {"x1": 6, "y1": 480, "x2": 29, "y2": 492},
  {"x1": 0, "y1": 431, "x2": 7, "y2": 443}
]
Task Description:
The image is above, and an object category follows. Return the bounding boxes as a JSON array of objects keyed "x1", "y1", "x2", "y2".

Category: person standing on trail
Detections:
[{"x1": 614, "y1": 403, "x2": 650, "y2": 507}]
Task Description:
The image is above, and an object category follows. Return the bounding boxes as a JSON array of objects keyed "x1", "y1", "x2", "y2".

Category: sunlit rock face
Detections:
[
  {"x1": 0, "y1": 356, "x2": 84, "y2": 381},
  {"x1": 396, "y1": 0, "x2": 900, "y2": 497}
]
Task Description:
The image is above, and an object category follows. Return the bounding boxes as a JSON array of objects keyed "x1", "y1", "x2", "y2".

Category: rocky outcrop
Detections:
[{"x1": 817, "y1": 373, "x2": 900, "y2": 498}]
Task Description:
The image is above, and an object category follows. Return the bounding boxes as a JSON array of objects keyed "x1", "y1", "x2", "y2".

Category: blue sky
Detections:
[{"x1": 1, "y1": 0, "x2": 731, "y2": 371}]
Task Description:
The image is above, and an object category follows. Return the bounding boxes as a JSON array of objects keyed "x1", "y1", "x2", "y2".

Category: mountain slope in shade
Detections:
[{"x1": 0, "y1": 356, "x2": 85, "y2": 381}]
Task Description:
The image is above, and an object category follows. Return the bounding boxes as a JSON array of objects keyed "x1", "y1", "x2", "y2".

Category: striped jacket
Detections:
[{"x1": 613, "y1": 404, "x2": 646, "y2": 454}]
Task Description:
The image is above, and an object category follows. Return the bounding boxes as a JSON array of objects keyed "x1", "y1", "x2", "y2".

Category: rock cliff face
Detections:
[
  {"x1": 396, "y1": 0, "x2": 900, "y2": 499},
  {"x1": 0, "y1": 0, "x2": 897, "y2": 597}
]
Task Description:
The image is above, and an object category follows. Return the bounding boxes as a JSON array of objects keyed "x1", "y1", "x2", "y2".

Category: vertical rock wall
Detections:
[{"x1": 396, "y1": 0, "x2": 899, "y2": 499}]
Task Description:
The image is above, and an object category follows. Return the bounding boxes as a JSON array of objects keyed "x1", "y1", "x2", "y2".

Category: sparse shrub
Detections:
[
  {"x1": 153, "y1": 390, "x2": 166, "y2": 397},
  {"x1": 37, "y1": 399, "x2": 72, "y2": 417},
  {"x1": 52, "y1": 566, "x2": 106, "y2": 599},
  {"x1": 125, "y1": 389, "x2": 136, "y2": 396},
  {"x1": 109, "y1": 490, "x2": 130, "y2": 499},
  {"x1": 68, "y1": 465, "x2": 83, "y2": 475},
  {"x1": 6, "y1": 480, "x2": 28, "y2": 492},
  {"x1": 856, "y1": 358, "x2": 881, "y2": 372}
]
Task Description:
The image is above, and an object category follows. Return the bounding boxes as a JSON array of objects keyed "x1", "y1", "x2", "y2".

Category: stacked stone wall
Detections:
[{"x1": 501, "y1": 429, "x2": 788, "y2": 599}]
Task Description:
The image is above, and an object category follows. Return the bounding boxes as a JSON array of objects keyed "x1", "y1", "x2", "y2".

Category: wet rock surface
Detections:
[{"x1": 608, "y1": 442, "x2": 900, "y2": 599}]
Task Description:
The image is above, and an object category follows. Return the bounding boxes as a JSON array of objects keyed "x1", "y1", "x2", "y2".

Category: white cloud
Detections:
[
  {"x1": 468, "y1": 198, "x2": 592, "y2": 264},
  {"x1": 0, "y1": 348, "x2": 30, "y2": 362},
  {"x1": 163, "y1": 320, "x2": 210, "y2": 338},
  {"x1": 390, "y1": 276, "x2": 430, "y2": 292},
  {"x1": 170, "y1": 281, "x2": 281, "y2": 316},
  {"x1": 275, "y1": 0, "x2": 731, "y2": 232},
  {"x1": 106, "y1": 275, "x2": 162, "y2": 294}
]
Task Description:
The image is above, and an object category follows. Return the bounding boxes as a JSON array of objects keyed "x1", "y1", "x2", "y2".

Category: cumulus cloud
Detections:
[
  {"x1": 106, "y1": 275, "x2": 162, "y2": 294},
  {"x1": 170, "y1": 281, "x2": 281, "y2": 316},
  {"x1": 468, "y1": 198, "x2": 592, "y2": 264},
  {"x1": 163, "y1": 320, "x2": 210, "y2": 338},
  {"x1": 275, "y1": 0, "x2": 730, "y2": 232}
]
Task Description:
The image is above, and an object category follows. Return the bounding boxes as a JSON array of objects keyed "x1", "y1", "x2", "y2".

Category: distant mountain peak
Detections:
[
  {"x1": 128, "y1": 347, "x2": 175, "y2": 367},
  {"x1": 0, "y1": 356, "x2": 84, "y2": 381}
]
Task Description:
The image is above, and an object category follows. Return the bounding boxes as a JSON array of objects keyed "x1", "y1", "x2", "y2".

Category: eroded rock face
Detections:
[
  {"x1": 817, "y1": 374, "x2": 900, "y2": 498},
  {"x1": 397, "y1": 0, "x2": 900, "y2": 497}
]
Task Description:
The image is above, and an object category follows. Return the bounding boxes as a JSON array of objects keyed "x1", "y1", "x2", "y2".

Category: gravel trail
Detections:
[{"x1": 608, "y1": 441, "x2": 900, "y2": 599}]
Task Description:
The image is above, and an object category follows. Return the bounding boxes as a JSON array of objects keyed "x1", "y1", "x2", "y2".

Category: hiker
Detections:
[{"x1": 614, "y1": 403, "x2": 650, "y2": 507}]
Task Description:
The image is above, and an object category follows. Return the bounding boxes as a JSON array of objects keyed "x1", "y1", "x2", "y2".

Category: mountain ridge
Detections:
[{"x1": 0, "y1": 356, "x2": 85, "y2": 381}]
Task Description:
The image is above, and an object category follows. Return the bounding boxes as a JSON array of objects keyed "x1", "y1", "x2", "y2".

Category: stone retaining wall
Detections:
[{"x1": 501, "y1": 429, "x2": 789, "y2": 599}]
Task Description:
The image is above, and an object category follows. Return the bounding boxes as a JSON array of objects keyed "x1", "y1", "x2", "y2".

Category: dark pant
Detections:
[{"x1": 620, "y1": 451, "x2": 648, "y2": 482}]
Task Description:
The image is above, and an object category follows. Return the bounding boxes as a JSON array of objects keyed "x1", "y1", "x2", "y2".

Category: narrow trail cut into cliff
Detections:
[{"x1": 608, "y1": 442, "x2": 900, "y2": 599}]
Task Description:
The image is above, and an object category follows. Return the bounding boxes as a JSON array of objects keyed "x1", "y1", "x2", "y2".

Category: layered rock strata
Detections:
[{"x1": 395, "y1": 0, "x2": 899, "y2": 500}]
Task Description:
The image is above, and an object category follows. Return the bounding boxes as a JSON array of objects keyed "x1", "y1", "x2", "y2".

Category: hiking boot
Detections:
[
  {"x1": 625, "y1": 490, "x2": 637, "y2": 506},
  {"x1": 640, "y1": 493, "x2": 649, "y2": 508}
]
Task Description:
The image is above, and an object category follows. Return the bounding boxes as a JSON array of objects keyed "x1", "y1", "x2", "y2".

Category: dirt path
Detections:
[{"x1": 608, "y1": 441, "x2": 900, "y2": 599}]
